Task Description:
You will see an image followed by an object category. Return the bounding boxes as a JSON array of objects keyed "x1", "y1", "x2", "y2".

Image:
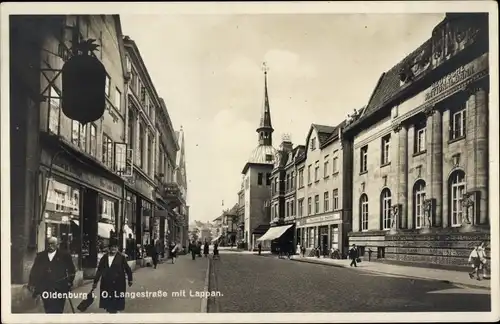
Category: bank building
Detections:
[{"x1": 344, "y1": 13, "x2": 490, "y2": 267}]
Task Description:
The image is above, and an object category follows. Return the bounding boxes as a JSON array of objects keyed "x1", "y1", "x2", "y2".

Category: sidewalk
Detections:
[
  {"x1": 22, "y1": 255, "x2": 209, "y2": 313},
  {"x1": 288, "y1": 256, "x2": 491, "y2": 290}
]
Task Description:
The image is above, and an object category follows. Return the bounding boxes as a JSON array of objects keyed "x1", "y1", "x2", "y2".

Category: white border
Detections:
[{"x1": 1, "y1": 1, "x2": 498, "y2": 323}]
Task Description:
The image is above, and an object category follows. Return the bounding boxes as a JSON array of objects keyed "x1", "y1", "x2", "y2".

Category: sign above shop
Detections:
[{"x1": 303, "y1": 213, "x2": 341, "y2": 225}]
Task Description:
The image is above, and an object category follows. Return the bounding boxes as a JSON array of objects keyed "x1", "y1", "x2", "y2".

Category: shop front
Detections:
[
  {"x1": 39, "y1": 146, "x2": 124, "y2": 280},
  {"x1": 296, "y1": 211, "x2": 345, "y2": 257}
]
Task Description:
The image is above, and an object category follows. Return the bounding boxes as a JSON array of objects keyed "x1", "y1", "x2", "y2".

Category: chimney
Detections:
[{"x1": 280, "y1": 133, "x2": 293, "y2": 152}]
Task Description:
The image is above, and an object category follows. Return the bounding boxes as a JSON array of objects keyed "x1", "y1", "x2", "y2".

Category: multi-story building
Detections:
[
  {"x1": 10, "y1": 15, "x2": 131, "y2": 287},
  {"x1": 259, "y1": 136, "x2": 300, "y2": 252},
  {"x1": 241, "y1": 66, "x2": 276, "y2": 251},
  {"x1": 295, "y1": 123, "x2": 348, "y2": 256},
  {"x1": 236, "y1": 184, "x2": 245, "y2": 243},
  {"x1": 344, "y1": 13, "x2": 490, "y2": 267}
]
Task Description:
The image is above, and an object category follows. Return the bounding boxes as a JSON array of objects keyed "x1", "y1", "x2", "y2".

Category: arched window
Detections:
[
  {"x1": 360, "y1": 194, "x2": 369, "y2": 231},
  {"x1": 381, "y1": 188, "x2": 392, "y2": 230},
  {"x1": 413, "y1": 180, "x2": 426, "y2": 229},
  {"x1": 449, "y1": 170, "x2": 466, "y2": 227}
]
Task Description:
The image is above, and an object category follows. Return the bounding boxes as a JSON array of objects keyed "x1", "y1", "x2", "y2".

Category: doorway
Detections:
[{"x1": 319, "y1": 226, "x2": 328, "y2": 256}]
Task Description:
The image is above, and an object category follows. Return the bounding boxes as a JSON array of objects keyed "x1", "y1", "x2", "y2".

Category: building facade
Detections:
[
  {"x1": 295, "y1": 124, "x2": 349, "y2": 256},
  {"x1": 10, "y1": 15, "x2": 129, "y2": 283},
  {"x1": 241, "y1": 67, "x2": 276, "y2": 251},
  {"x1": 345, "y1": 13, "x2": 490, "y2": 266},
  {"x1": 174, "y1": 127, "x2": 189, "y2": 247}
]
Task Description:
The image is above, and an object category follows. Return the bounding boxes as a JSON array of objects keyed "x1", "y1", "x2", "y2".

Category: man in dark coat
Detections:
[
  {"x1": 349, "y1": 244, "x2": 359, "y2": 267},
  {"x1": 125, "y1": 234, "x2": 136, "y2": 260},
  {"x1": 92, "y1": 239, "x2": 133, "y2": 313},
  {"x1": 28, "y1": 237, "x2": 76, "y2": 313},
  {"x1": 189, "y1": 240, "x2": 197, "y2": 260}
]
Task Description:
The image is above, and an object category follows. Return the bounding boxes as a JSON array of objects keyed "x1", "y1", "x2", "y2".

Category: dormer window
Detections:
[
  {"x1": 310, "y1": 137, "x2": 316, "y2": 150},
  {"x1": 265, "y1": 154, "x2": 273, "y2": 162}
]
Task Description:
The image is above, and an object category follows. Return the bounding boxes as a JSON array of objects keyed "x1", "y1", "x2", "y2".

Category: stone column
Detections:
[
  {"x1": 393, "y1": 123, "x2": 409, "y2": 229},
  {"x1": 468, "y1": 84, "x2": 489, "y2": 225},
  {"x1": 425, "y1": 106, "x2": 443, "y2": 227}
]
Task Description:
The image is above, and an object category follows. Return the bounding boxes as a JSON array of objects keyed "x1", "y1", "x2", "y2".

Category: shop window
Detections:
[
  {"x1": 45, "y1": 178, "x2": 80, "y2": 267},
  {"x1": 308, "y1": 227, "x2": 315, "y2": 248},
  {"x1": 449, "y1": 170, "x2": 466, "y2": 227},
  {"x1": 413, "y1": 180, "x2": 426, "y2": 229}
]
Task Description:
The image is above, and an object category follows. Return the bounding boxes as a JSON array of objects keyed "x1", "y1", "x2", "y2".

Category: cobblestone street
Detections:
[{"x1": 208, "y1": 253, "x2": 491, "y2": 313}]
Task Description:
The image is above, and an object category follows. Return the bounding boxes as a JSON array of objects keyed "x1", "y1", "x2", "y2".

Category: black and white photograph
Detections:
[{"x1": 1, "y1": 1, "x2": 498, "y2": 323}]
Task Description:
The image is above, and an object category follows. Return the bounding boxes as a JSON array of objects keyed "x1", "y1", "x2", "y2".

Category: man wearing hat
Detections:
[{"x1": 92, "y1": 238, "x2": 133, "y2": 313}]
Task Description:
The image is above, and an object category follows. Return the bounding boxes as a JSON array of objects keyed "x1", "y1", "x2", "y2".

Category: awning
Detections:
[
  {"x1": 70, "y1": 220, "x2": 116, "y2": 239},
  {"x1": 257, "y1": 224, "x2": 293, "y2": 242},
  {"x1": 211, "y1": 235, "x2": 221, "y2": 243},
  {"x1": 252, "y1": 224, "x2": 270, "y2": 235},
  {"x1": 98, "y1": 222, "x2": 115, "y2": 239}
]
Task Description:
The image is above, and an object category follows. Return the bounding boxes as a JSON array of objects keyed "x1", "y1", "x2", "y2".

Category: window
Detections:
[
  {"x1": 450, "y1": 170, "x2": 466, "y2": 227},
  {"x1": 137, "y1": 123, "x2": 144, "y2": 168},
  {"x1": 257, "y1": 173, "x2": 263, "y2": 185},
  {"x1": 360, "y1": 145, "x2": 368, "y2": 173},
  {"x1": 275, "y1": 178, "x2": 279, "y2": 192},
  {"x1": 414, "y1": 180, "x2": 426, "y2": 229},
  {"x1": 285, "y1": 174, "x2": 289, "y2": 191},
  {"x1": 310, "y1": 137, "x2": 316, "y2": 150},
  {"x1": 414, "y1": 124, "x2": 426, "y2": 153},
  {"x1": 291, "y1": 200, "x2": 294, "y2": 216},
  {"x1": 381, "y1": 135, "x2": 391, "y2": 165},
  {"x1": 324, "y1": 160, "x2": 329, "y2": 177},
  {"x1": 314, "y1": 195, "x2": 320, "y2": 214},
  {"x1": 314, "y1": 161, "x2": 319, "y2": 182},
  {"x1": 115, "y1": 88, "x2": 121, "y2": 110},
  {"x1": 299, "y1": 169, "x2": 304, "y2": 187},
  {"x1": 291, "y1": 171, "x2": 295, "y2": 189},
  {"x1": 71, "y1": 120, "x2": 87, "y2": 151},
  {"x1": 360, "y1": 194, "x2": 369, "y2": 231},
  {"x1": 147, "y1": 133, "x2": 153, "y2": 175},
  {"x1": 105, "y1": 75, "x2": 111, "y2": 97},
  {"x1": 324, "y1": 191, "x2": 329, "y2": 212},
  {"x1": 266, "y1": 173, "x2": 272, "y2": 186},
  {"x1": 90, "y1": 124, "x2": 97, "y2": 157},
  {"x1": 307, "y1": 197, "x2": 312, "y2": 215},
  {"x1": 286, "y1": 202, "x2": 290, "y2": 217},
  {"x1": 333, "y1": 189, "x2": 339, "y2": 210},
  {"x1": 48, "y1": 86, "x2": 60, "y2": 134},
  {"x1": 332, "y1": 156, "x2": 339, "y2": 173},
  {"x1": 298, "y1": 199, "x2": 304, "y2": 217},
  {"x1": 128, "y1": 109, "x2": 135, "y2": 150},
  {"x1": 381, "y1": 188, "x2": 392, "y2": 230},
  {"x1": 307, "y1": 165, "x2": 312, "y2": 184},
  {"x1": 265, "y1": 154, "x2": 273, "y2": 162},
  {"x1": 102, "y1": 134, "x2": 113, "y2": 169},
  {"x1": 451, "y1": 108, "x2": 466, "y2": 139}
]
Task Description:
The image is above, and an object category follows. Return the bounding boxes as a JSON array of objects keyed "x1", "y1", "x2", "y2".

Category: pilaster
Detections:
[{"x1": 425, "y1": 105, "x2": 443, "y2": 227}]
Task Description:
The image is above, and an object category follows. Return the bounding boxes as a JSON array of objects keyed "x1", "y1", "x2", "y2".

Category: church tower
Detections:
[{"x1": 241, "y1": 62, "x2": 278, "y2": 251}]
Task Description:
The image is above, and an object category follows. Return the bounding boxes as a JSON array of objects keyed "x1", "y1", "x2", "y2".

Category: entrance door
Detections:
[{"x1": 319, "y1": 226, "x2": 328, "y2": 256}]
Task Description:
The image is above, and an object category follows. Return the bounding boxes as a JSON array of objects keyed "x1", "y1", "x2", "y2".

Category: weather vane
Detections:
[{"x1": 262, "y1": 61, "x2": 269, "y2": 74}]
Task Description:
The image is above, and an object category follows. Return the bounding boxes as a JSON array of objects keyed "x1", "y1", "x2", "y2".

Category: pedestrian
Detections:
[
  {"x1": 28, "y1": 237, "x2": 76, "y2": 313},
  {"x1": 368, "y1": 248, "x2": 373, "y2": 262},
  {"x1": 92, "y1": 238, "x2": 133, "y2": 314},
  {"x1": 197, "y1": 241, "x2": 203, "y2": 257},
  {"x1": 152, "y1": 238, "x2": 161, "y2": 269},
  {"x1": 258, "y1": 242, "x2": 262, "y2": 256},
  {"x1": 213, "y1": 241, "x2": 220, "y2": 260},
  {"x1": 171, "y1": 241, "x2": 181, "y2": 264},
  {"x1": 125, "y1": 234, "x2": 136, "y2": 260},
  {"x1": 203, "y1": 241, "x2": 209, "y2": 258},
  {"x1": 315, "y1": 245, "x2": 321, "y2": 258},
  {"x1": 296, "y1": 243, "x2": 301, "y2": 256},
  {"x1": 468, "y1": 242, "x2": 487, "y2": 281},
  {"x1": 349, "y1": 244, "x2": 358, "y2": 267},
  {"x1": 301, "y1": 245, "x2": 306, "y2": 258},
  {"x1": 189, "y1": 240, "x2": 197, "y2": 261}
]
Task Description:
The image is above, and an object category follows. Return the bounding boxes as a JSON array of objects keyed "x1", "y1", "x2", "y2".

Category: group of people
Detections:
[{"x1": 188, "y1": 240, "x2": 219, "y2": 260}]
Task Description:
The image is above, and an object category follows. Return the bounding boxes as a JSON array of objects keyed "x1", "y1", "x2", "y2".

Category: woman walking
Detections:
[
  {"x1": 170, "y1": 241, "x2": 181, "y2": 264},
  {"x1": 92, "y1": 239, "x2": 133, "y2": 314}
]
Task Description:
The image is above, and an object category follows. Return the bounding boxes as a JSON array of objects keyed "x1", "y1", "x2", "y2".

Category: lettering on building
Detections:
[
  {"x1": 425, "y1": 65, "x2": 475, "y2": 102},
  {"x1": 304, "y1": 213, "x2": 341, "y2": 225}
]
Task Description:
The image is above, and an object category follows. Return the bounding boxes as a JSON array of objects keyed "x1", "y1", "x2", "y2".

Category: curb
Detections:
[
  {"x1": 200, "y1": 257, "x2": 211, "y2": 313},
  {"x1": 290, "y1": 258, "x2": 491, "y2": 291}
]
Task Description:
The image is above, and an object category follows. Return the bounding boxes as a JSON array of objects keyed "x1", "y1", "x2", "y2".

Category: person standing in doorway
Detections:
[
  {"x1": 349, "y1": 244, "x2": 358, "y2": 267},
  {"x1": 28, "y1": 237, "x2": 76, "y2": 313},
  {"x1": 92, "y1": 239, "x2": 133, "y2": 314}
]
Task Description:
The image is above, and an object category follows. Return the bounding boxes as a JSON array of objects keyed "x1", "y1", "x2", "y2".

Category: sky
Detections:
[{"x1": 120, "y1": 13, "x2": 445, "y2": 224}]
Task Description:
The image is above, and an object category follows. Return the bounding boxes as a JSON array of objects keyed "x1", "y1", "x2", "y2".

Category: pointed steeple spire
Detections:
[{"x1": 257, "y1": 62, "x2": 274, "y2": 146}]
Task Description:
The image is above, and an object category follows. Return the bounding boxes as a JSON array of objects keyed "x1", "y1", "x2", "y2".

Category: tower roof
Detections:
[{"x1": 257, "y1": 62, "x2": 273, "y2": 132}]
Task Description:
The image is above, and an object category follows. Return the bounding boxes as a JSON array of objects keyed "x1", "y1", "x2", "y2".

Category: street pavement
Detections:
[
  {"x1": 207, "y1": 252, "x2": 491, "y2": 313},
  {"x1": 25, "y1": 255, "x2": 208, "y2": 313}
]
